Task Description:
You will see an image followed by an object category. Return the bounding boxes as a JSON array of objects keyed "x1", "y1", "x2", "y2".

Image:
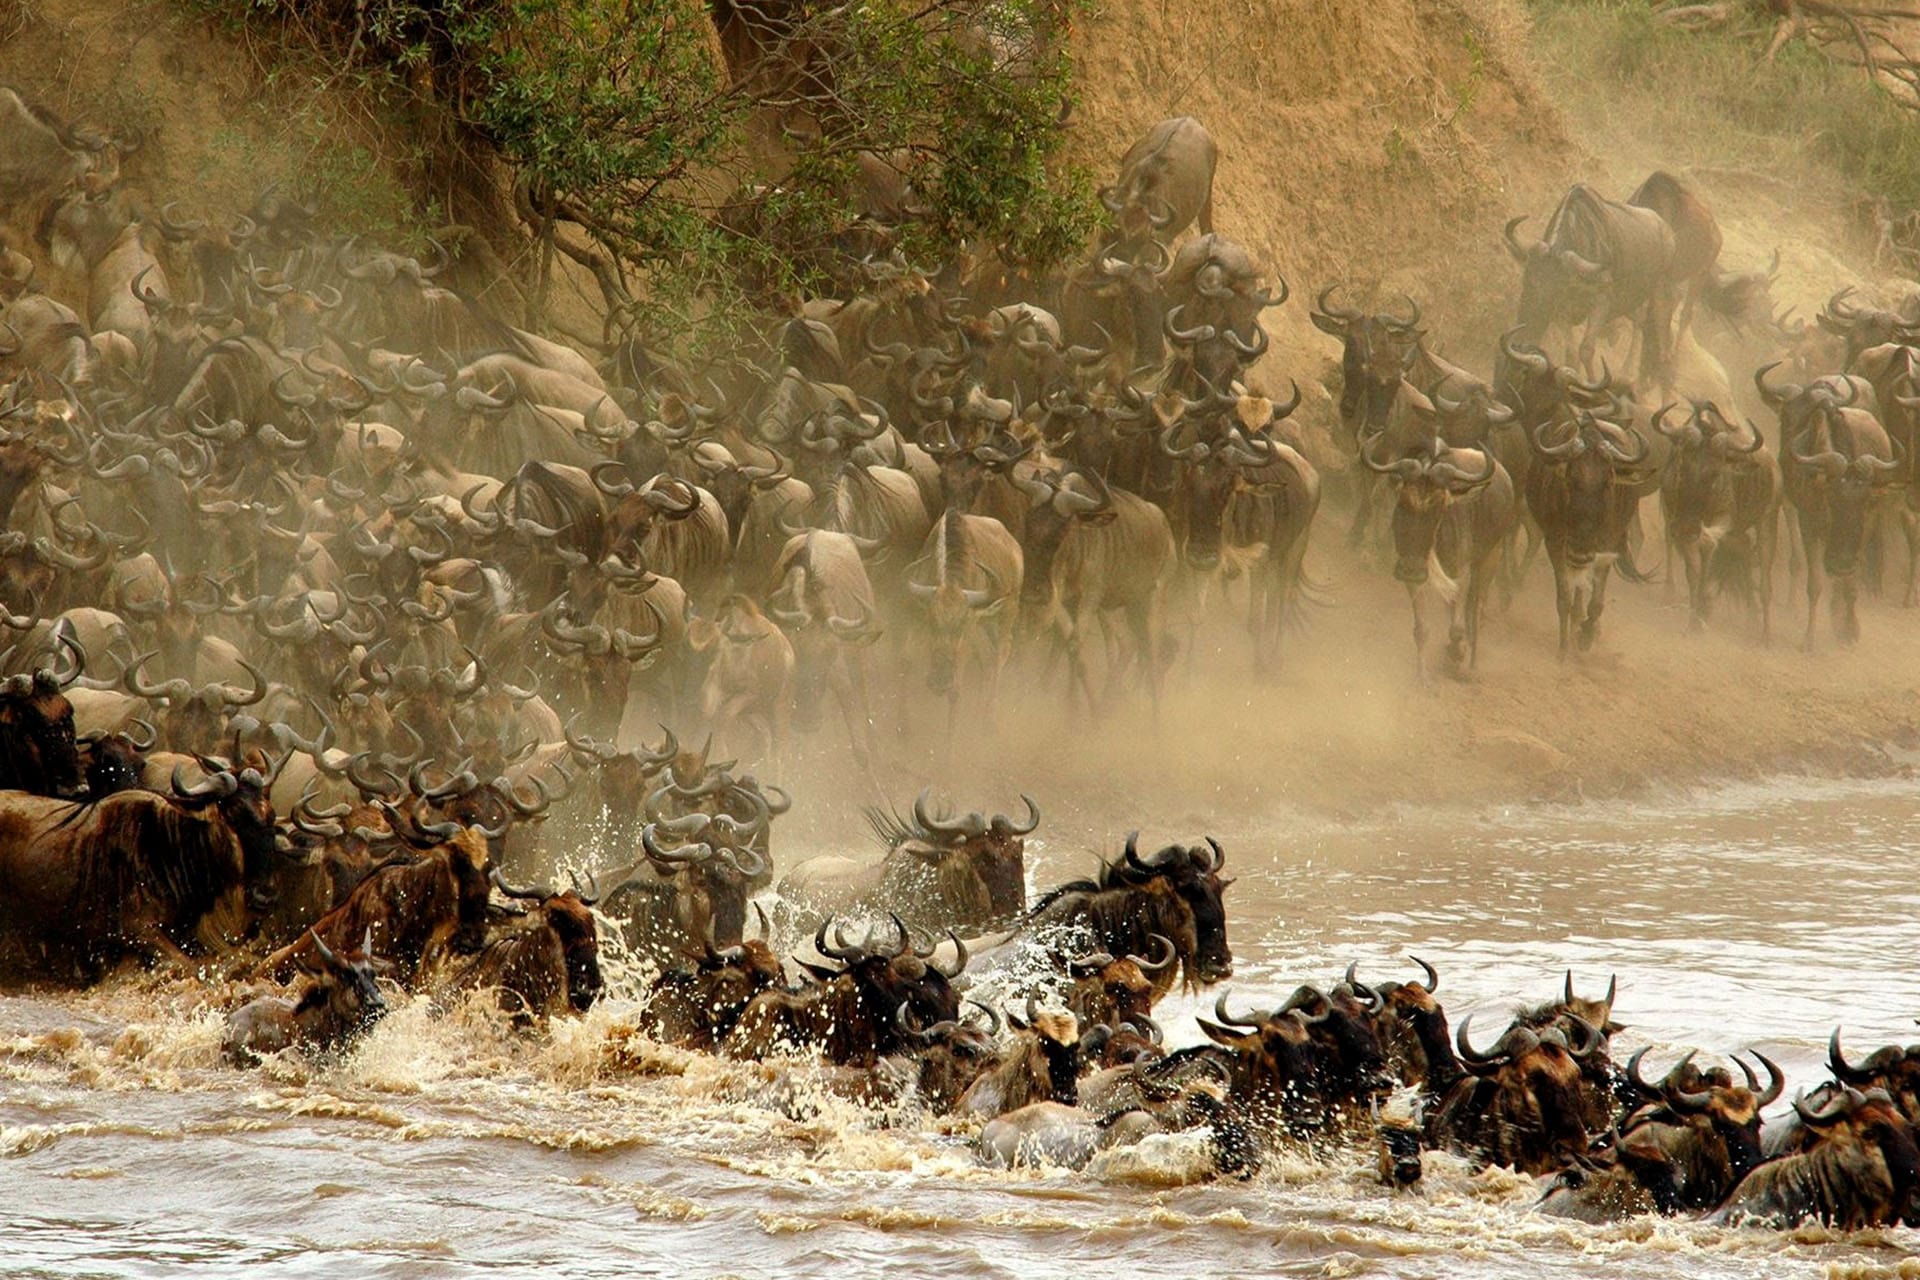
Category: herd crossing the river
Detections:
[{"x1": 2, "y1": 89, "x2": 1918, "y2": 1231}]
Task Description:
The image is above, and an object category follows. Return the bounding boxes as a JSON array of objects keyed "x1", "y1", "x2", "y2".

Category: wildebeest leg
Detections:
[
  {"x1": 140, "y1": 923, "x2": 202, "y2": 975},
  {"x1": 1784, "y1": 507, "x2": 1805, "y2": 590},
  {"x1": 1678, "y1": 534, "x2": 1704, "y2": 631},
  {"x1": 1119, "y1": 602, "x2": 1163, "y2": 720},
  {"x1": 1755, "y1": 512, "x2": 1777, "y2": 645},
  {"x1": 1346, "y1": 475, "x2": 1378, "y2": 550},
  {"x1": 1548, "y1": 546, "x2": 1573, "y2": 657},
  {"x1": 832, "y1": 650, "x2": 877, "y2": 779},
  {"x1": 1579, "y1": 559, "x2": 1613, "y2": 652},
  {"x1": 1406, "y1": 584, "x2": 1428, "y2": 683},
  {"x1": 1462, "y1": 543, "x2": 1503, "y2": 675},
  {"x1": 1832, "y1": 572, "x2": 1861, "y2": 647},
  {"x1": 1799, "y1": 520, "x2": 1825, "y2": 651}
]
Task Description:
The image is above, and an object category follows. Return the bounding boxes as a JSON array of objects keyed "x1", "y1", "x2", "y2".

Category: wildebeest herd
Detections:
[{"x1": 2, "y1": 88, "x2": 1918, "y2": 1229}]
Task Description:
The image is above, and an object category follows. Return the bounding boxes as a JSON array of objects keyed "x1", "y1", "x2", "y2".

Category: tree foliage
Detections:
[{"x1": 208, "y1": 0, "x2": 1096, "y2": 333}]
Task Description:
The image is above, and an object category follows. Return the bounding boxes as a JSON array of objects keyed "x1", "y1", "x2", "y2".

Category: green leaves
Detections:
[{"x1": 205, "y1": 0, "x2": 1091, "y2": 340}]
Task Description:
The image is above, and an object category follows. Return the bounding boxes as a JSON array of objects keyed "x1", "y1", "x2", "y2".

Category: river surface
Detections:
[{"x1": 6, "y1": 771, "x2": 1920, "y2": 1279}]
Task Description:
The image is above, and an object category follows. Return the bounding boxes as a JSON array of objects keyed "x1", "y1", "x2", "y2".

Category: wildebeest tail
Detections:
[{"x1": 1615, "y1": 540, "x2": 1654, "y2": 585}]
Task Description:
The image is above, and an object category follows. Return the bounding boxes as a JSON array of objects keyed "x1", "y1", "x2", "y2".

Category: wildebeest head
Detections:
[
  {"x1": 1654, "y1": 400, "x2": 1765, "y2": 541},
  {"x1": 81, "y1": 720, "x2": 153, "y2": 797},
  {"x1": 1163, "y1": 390, "x2": 1300, "y2": 572},
  {"x1": 811, "y1": 915, "x2": 964, "y2": 1053},
  {"x1": 1067, "y1": 934, "x2": 1174, "y2": 1029},
  {"x1": 1638, "y1": 1046, "x2": 1784, "y2": 1193},
  {"x1": 1310, "y1": 284, "x2": 1423, "y2": 446},
  {"x1": 898, "y1": 1001, "x2": 1001, "y2": 1111},
  {"x1": 0, "y1": 629, "x2": 85, "y2": 795},
  {"x1": 870, "y1": 788, "x2": 1036, "y2": 927},
  {"x1": 1004, "y1": 995, "x2": 1084, "y2": 1107},
  {"x1": 1817, "y1": 286, "x2": 1920, "y2": 366},
  {"x1": 1829, "y1": 1028, "x2": 1920, "y2": 1124},
  {"x1": 1782, "y1": 400, "x2": 1902, "y2": 577},
  {"x1": 1197, "y1": 993, "x2": 1325, "y2": 1125},
  {"x1": 1014, "y1": 468, "x2": 1116, "y2": 605},
  {"x1": 1456, "y1": 1012, "x2": 1604, "y2": 1168},
  {"x1": 1531, "y1": 410, "x2": 1654, "y2": 566},
  {"x1": 171, "y1": 760, "x2": 281, "y2": 913},
  {"x1": 635, "y1": 816, "x2": 768, "y2": 952},
  {"x1": 300, "y1": 926, "x2": 389, "y2": 1039},
  {"x1": 1503, "y1": 199, "x2": 1614, "y2": 334}
]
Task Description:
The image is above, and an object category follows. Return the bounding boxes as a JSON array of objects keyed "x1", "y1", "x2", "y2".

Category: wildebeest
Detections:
[
  {"x1": 725, "y1": 916, "x2": 963, "y2": 1066},
  {"x1": 1098, "y1": 117, "x2": 1218, "y2": 244},
  {"x1": 441, "y1": 869, "x2": 605, "y2": 1019},
  {"x1": 1764, "y1": 372, "x2": 1902, "y2": 647},
  {"x1": 1526, "y1": 407, "x2": 1657, "y2": 655},
  {"x1": 643, "y1": 928, "x2": 786, "y2": 1051},
  {"x1": 1653, "y1": 400, "x2": 1779, "y2": 638},
  {"x1": 1162, "y1": 390, "x2": 1321, "y2": 672},
  {"x1": 1425, "y1": 1013, "x2": 1605, "y2": 1175},
  {"x1": 778, "y1": 789, "x2": 1035, "y2": 933},
  {"x1": 1506, "y1": 183, "x2": 1678, "y2": 385},
  {"x1": 904, "y1": 509, "x2": 1023, "y2": 735},
  {"x1": 1310, "y1": 285, "x2": 1424, "y2": 455},
  {"x1": 0, "y1": 632, "x2": 85, "y2": 796},
  {"x1": 1363, "y1": 415, "x2": 1513, "y2": 679},
  {"x1": 1709, "y1": 1087, "x2": 1920, "y2": 1228},
  {"x1": 0, "y1": 766, "x2": 278, "y2": 983},
  {"x1": 977, "y1": 1085, "x2": 1233, "y2": 1172},
  {"x1": 1066, "y1": 935, "x2": 1174, "y2": 1029},
  {"x1": 259, "y1": 809, "x2": 493, "y2": 987},
  {"x1": 224, "y1": 927, "x2": 387, "y2": 1066},
  {"x1": 601, "y1": 815, "x2": 767, "y2": 966},
  {"x1": 957, "y1": 996, "x2": 1083, "y2": 1119},
  {"x1": 1025, "y1": 834, "x2": 1232, "y2": 992},
  {"x1": 1016, "y1": 468, "x2": 1173, "y2": 717}
]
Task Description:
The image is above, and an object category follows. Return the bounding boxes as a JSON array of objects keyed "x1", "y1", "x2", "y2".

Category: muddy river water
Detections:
[{"x1": 6, "y1": 771, "x2": 1920, "y2": 1278}]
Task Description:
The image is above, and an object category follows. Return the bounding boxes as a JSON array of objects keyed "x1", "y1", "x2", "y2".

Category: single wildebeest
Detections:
[
  {"x1": 1066, "y1": 934, "x2": 1175, "y2": 1030},
  {"x1": 643, "y1": 928, "x2": 786, "y2": 1052},
  {"x1": 224, "y1": 928, "x2": 387, "y2": 1066},
  {"x1": 724, "y1": 916, "x2": 964, "y2": 1067},
  {"x1": 1526, "y1": 407, "x2": 1657, "y2": 656},
  {"x1": 1363, "y1": 413, "x2": 1513, "y2": 680},
  {"x1": 1709, "y1": 1087, "x2": 1920, "y2": 1229},
  {"x1": 1653, "y1": 400, "x2": 1779, "y2": 638},
  {"x1": 1505, "y1": 183, "x2": 1679, "y2": 385},
  {"x1": 0, "y1": 766, "x2": 279, "y2": 984},
  {"x1": 442, "y1": 869, "x2": 605, "y2": 1019},
  {"x1": 957, "y1": 996, "x2": 1083, "y2": 1120},
  {"x1": 1425, "y1": 1013, "x2": 1606, "y2": 1175},
  {"x1": 0, "y1": 632, "x2": 86, "y2": 796},
  {"x1": 1770, "y1": 376, "x2": 1901, "y2": 648},
  {"x1": 1015, "y1": 468, "x2": 1174, "y2": 718},
  {"x1": 258, "y1": 810, "x2": 494, "y2": 987},
  {"x1": 1098, "y1": 116, "x2": 1218, "y2": 245},
  {"x1": 1025, "y1": 833, "x2": 1233, "y2": 993},
  {"x1": 904, "y1": 509, "x2": 1023, "y2": 738},
  {"x1": 778, "y1": 789, "x2": 1037, "y2": 934}
]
